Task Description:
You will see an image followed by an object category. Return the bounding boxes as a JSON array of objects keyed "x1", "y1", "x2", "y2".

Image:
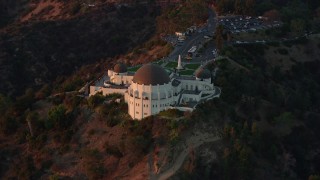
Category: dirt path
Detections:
[{"x1": 152, "y1": 133, "x2": 220, "y2": 180}]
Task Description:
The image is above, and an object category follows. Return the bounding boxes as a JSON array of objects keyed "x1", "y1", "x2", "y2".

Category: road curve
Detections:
[{"x1": 154, "y1": 135, "x2": 220, "y2": 180}]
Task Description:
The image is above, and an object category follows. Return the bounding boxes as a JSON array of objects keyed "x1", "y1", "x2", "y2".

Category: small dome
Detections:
[
  {"x1": 114, "y1": 63, "x2": 127, "y2": 73},
  {"x1": 195, "y1": 68, "x2": 211, "y2": 79},
  {"x1": 133, "y1": 64, "x2": 170, "y2": 85}
]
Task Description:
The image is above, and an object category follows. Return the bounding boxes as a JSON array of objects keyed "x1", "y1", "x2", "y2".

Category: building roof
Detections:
[
  {"x1": 114, "y1": 63, "x2": 127, "y2": 73},
  {"x1": 195, "y1": 68, "x2": 211, "y2": 79},
  {"x1": 171, "y1": 79, "x2": 181, "y2": 87},
  {"x1": 132, "y1": 64, "x2": 170, "y2": 85}
]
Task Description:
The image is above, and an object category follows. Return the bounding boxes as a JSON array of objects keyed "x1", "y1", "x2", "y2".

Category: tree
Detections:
[
  {"x1": 0, "y1": 94, "x2": 11, "y2": 114},
  {"x1": 245, "y1": 0, "x2": 256, "y2": 15},
  {"x1": 238, "y1": 147, "x2": 253, "y2": 179},
  {"x1": 82, "y1": 149, "x2": 105, "y2": 179},
  {"x1": 217, "y1": 0, "x2": 235, "y2": 14},
  {"x1": 14, "y1": 88, "x2": 35, "y2": 114},
  {"x1": 281, "y1": 0, "x2": 310, "y2": 22},
  {"x1": 0, "y1": 116, "x2": 18, "y2": 135},
  {"x1": 47, "y1": 105, "x2": 67, "y2": 129},
  {"x1": 290, "y1": 18, "x2": 306, "y2": 35},
  {"x1": 35, "y1": 84, "x2": 52, "y2": 99},
  {"x1": 88, "y1": 93, "x2": 105, "y2": 109},
  {"x1": 263, "y1": 9, "x2": 281, "y2": 21},
  {"x1": 309, "y1": 175, "x2": 320, "y2": 180},
  {"x1": 234, "y1": 0, "x2": 245, "y2": 14},
  {"x1": 215, "y1": 25, "x2": 224, "y2": 52}
]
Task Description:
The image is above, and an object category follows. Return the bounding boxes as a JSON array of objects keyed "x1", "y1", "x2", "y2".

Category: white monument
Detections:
[{"x1": 176, "y1": 55, "x2": 184, "y2": 70}]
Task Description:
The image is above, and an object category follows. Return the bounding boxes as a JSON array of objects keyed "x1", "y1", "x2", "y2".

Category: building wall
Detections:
[
  {"x1": 179, "y1": 79, "x2": 214, "y2": 91},
  {"x1": 127, "y1": 82, "x2": 175, "y2": 120},
  {"x1": 181, "y1": 93, "x2": 201, "y2": 103},
  {"x1": 108, "y1": 71, "x2": 133, "y2": 85},
  {"x1": 89, "y1": 86, "x2": 127, "y2": 96},
  {"x1": 89, "y1": 71, "x2": 219, "y2": 120}
]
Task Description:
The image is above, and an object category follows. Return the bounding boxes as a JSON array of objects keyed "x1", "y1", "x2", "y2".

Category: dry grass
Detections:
[{"x1": 21, "y1": 0, "x2": 64, "y2": 22}]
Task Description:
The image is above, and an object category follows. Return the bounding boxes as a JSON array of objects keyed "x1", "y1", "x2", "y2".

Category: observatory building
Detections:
[{"x1": 90, "y1": 60, "x2": 220, "y2": 120}]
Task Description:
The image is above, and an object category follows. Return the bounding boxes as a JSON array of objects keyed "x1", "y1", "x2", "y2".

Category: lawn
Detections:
[
  {"x1": 165, "y1": 61, "x2": 178, "y2": 69},
  {"x1": 179, "y1": 69, "x2": 194, "y2": 76},
  {"x1": 127, "y1": 65, "x2": 142, "y2": 72},
  {"x1": 184, "y1": 63, "x2": 200, "y2": 70}
]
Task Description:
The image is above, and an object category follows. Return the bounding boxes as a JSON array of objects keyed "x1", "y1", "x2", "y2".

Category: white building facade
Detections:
[{"x1": 89, "y1": 63, "x2": 220, "y2": 120}]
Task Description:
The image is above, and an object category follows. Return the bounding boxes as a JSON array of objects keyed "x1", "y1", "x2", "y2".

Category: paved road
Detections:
[
  {"x1": 165, "y1": 8, "x2": 217, "y2": 63},
  {"x1": 152, "y1": 135, "x2": 221, "y2": 180}
]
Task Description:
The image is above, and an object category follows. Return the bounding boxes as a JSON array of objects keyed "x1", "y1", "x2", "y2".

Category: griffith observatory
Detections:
[{"x1": 89, "y1": 57, "x2": 220, "y2": 120}]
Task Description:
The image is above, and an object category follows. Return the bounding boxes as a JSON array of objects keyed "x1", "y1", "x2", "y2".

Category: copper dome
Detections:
[
  {"x1": 132, "y1": 64, "x2": 170, "y2": 85},
  {"x1": 114, "y1": 63, "x2": 127, "y2": 73}
]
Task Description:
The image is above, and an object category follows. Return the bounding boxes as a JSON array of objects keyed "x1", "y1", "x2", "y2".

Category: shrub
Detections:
[
  {"x1": 70, "y1": 2, "x2": 81, "y2": 15},
  {"x1": 159, "y1": 109, "x2": 183, "y2": 118},
  {"x1": 82, "y1": 149, "x2": 105, "y2": 179},
  {"x1": 35, "y1": 84, "x2": 52, "y2": 99},
  {"x1": 106, "y1": 117, "x2": 120, "y2": 127},
  {"x1": 278, "y1": 48, "x2": 289, "y2": 55},
  {"x1": 88, "y1": 93, "x2": 105, "y2": 109},
  {"x1": 0, "y1": 116, "x2": 19, "y2": 135},
  {"x1": 46, "y1": 104, "x2": 67, "y2": 129},
  {"x1": 127, "y1": 135, "x2": 152, "y2": 154},
  {"x1": 104, "y1": 143, "x2": 123, "y2": 158}
]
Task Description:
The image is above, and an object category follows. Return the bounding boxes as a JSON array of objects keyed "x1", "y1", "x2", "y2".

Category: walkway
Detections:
[{"x1": 151, "y1": 133, "x2": 221, "y2": 180}]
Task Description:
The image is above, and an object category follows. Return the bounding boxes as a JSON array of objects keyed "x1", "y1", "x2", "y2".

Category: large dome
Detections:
[
  {"x1": 195, "y1": 68, "x2": 211, "y2": 79},
  {"x1": 133, "y1": 64, "x2": 170, "y2": 85},
  {"x1": 114, "y1": 63, "x2": 127, "y2": 73}
]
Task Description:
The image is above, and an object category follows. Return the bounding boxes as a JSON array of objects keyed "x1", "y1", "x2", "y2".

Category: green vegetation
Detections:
[
  {"x1": 88, "y1": 93, "x2": 105, "y2": 109},
  {"x1": 213, "y1": 41, "x2": 320, "y2": 179},
  {"x1": 104, "y1": 142, "x2": 123, "y2": 158},
  {"x1": 165, "y1": 61, "x2": 178, "y2": 69},
  {"x1": 184, "y1": 63, "x2": 200, "y2": 70},
  {"x1": 217, "y1": 0, "x2": 320, "y2": 36},
  {"x1": 217, "y1": 0, "x2": 256, "y2": 15},
  {"x1": 215, "y1": 25, "x2": 225, "y2": 52},
  {"x1": 0, "y1": 4, "x2": 159, "y2": 97},
  {"x1": 156, "y1": 0, "x2": 208, "y2": 33},
  {"x1": 277, "y1": 48, "x2": 289, "y2": 55},
  {"x1": 159, "y1": 109, "x2": 184, "y2": 118},
  {"x1": 46, "y1": 105, "x2": 68, "y2": 129},
  {"x1": 179, "y1": 70, "x2": 195, "y2": 76},
  {"x1": 82, "y1": 149, "x2": 105, "y2": 179},
  {"x1": 1, "y1": 1, "x2": 320, "y2": 179}
]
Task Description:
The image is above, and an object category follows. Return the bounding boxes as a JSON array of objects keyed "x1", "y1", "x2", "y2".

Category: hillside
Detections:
[
  {"x1": 171, "y1": 35, "x2": 320, "y2": 179},
  {"x1": 1, "y1": 0, "x2": 320, "y2": 179},
  {"x1": 0, "y1": 3, "x2": 158, "y2": 97},
  {"x1": 1, "y1": 34, "x2": 319, "y2": 180}
]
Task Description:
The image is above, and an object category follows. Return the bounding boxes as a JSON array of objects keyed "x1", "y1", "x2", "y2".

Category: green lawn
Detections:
[
  {"x1": 184, "y1": 63, "x2": 200, "y2": 70},
  {"x1": 127, "y1": 65, "x2": 142, "y2": 72},
  {"x1": 165, "y1": 62, "x2": 178, "y2": 69},
  {"x1": 179, "y1": 69, "x2": 194, "y2": 76}
]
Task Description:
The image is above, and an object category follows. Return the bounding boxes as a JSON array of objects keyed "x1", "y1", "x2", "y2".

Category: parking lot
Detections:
[
  {"x1": 218, "y1": 15, "x2": 282, "y2": 34},
  {"x1": 160, "y1": 11, "x2": 285, "y2": 63}
]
